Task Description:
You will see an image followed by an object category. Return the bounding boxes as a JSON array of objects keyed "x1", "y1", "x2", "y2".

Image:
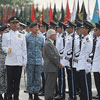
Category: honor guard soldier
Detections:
[
  {"x1": 72, "y1": 20, "x2": 83, "y2": 96},
  {"x1": 2, "y1": 16, "x2": 27, "y2": 100},
  {"x1": 24, "y1": 22, "x2": 31, "y2": 35},
  {"x1": 54, "y1": 22, "x2": 66, "y2": 100},
  {"x1": 77, "y1": 21, "x2": 94, "y2": 100},
  {"x1": 63, "y1": 21, "x2": 77, "y2": 100},
  {"x1": 91, "y1": 23, "x2": 100, "y2": 100},
  {"x1": 19, "y1": 22, "x2": 27, "y2": 35},
  {"x1": 26, "y1": 22, "x2": 44, "y2": 100},
  {"x1": 49, "y1": 21, "x2": 57, "y2": 30},
  {"x1": 39, "y1": 21, "x2": 48, "y2": 42}
]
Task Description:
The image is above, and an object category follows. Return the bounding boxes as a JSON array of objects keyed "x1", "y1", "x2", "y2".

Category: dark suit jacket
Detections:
[{"x1": 43, "y1": 39, "x2": 60, "y2": 72}]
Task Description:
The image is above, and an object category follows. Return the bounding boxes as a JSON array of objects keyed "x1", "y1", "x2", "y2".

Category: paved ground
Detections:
[{"x1": 19, "y1": 73, "x2": 98, "y2": 100}]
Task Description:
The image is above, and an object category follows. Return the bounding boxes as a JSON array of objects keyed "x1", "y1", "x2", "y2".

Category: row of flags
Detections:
[{"x1": 0, "y1": 0, "x2": 99, "y2": 25}]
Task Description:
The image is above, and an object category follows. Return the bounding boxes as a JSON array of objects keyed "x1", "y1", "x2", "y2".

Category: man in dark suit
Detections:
[{"x1": 43, "y1": 29, "x2": 62, "y2": 100}]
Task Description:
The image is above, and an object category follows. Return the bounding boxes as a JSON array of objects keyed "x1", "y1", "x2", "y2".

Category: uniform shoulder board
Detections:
[{"x1": 4, "y1": 31, "x2": 9, "y2": 33}]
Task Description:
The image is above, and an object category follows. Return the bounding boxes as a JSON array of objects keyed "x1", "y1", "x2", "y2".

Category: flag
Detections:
[
  {"x1": 5, "y1": 7, "x2": 10, "y2": 24},
  {"x1": 0, "y1": 6, "x2": 2, "y2": 25},
  {"x1": 31, "y1": 3, "x2": 35, "y2": 22},
  {"x1": 92, "y1": 0, "x2": 99, "y2": 23},
  {"x1": 0, "y1": 6, "x2": 2, "y2": 23},
  {"x1": 35, "y1": 4, "x2": 40, "y2": 23},
  {"x1": 76, "y1": 0, "x2": 80, "y2": 20},
  {"x1": 53, "y1": 4, "x2": 57, "y2": 22},
  {"x1": 71, "y1": 0, "x2": 76, "y2": 22},
  {"x1": 48, "y1": 3, "x2": 53, "y2": 24},
  {"x1": 79, "y1": 1, "x2": 87, "y2": 22},
  {"x1": 64, "y1": 0, "x2": 71, "y2": 23},
  {"x1": 12, "y1": 8, "x2": 16, "y2": 16},
  {"x1": 42, "y1": 7, "x2": 45, "y2": 22},
  {"x1": 45, "y1": 6, "x2": 49, "y2": 23},
  {"x1": 60, "y1": 4, "x2": 64, "y2": 22},
  {"x1": 40, "y1": 6, "x2": 45, "y2": 24},
  {"x1": 87, "y1": 0, "x2": 91, "y2": 22}
]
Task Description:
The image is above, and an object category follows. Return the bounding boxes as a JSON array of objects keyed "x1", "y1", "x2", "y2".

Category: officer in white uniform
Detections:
[
  {"x1": 54, "y1": 22, "x2": 66, "y2": 100},
  {"x1": 77, "y1": 21, "x2": 94, "y2": 100},
  {"x1": 73, "y1": 20, "x2": 83, "y2": 96},
  {"x1": 19, "y1": 22, "x2": 27, "y2": 35},
  {"x1": 63, "y1": 21, "x2": 77, "y2": 100},
  {"x1": 91, "y1": 23, "x2": 100, "y2": 100},
  {"x1": 2, "y1": 16, "x2": 27, "y2": 100}
]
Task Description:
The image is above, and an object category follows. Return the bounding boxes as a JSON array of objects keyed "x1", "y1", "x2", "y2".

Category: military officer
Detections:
[
  {"x1": 26, "y1": 22, "x2": 44, "y2": 100},
  {"x1": 54, "y1": 22, "x2": 66, "y2": 100},
  {"x1": 77, "y1": 21, "x2": 94, "y2": 100},
  {"x1": 73, "y1": 20, "x2": 83, "y2": 96},
  {"x1": 19, "y1": 22, "x2": 27, "y2": 35},
  {"x1": 2, "y1": 16, "x2": 27, "y2": 100},
  {"x1": 25, "y1": 22, "x2": 31, "y2": 34},
  {"x1": 63, "y1": 21, "x2": 77, "y2": 100}
]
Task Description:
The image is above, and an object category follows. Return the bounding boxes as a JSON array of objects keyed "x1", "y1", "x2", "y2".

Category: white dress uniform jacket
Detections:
[
  {"x1": 63, "y1": 33, "x2": 73, "y2": 67},
  {"x1": 2, "y1": 30, "x2": 27, "y2": 66},
  {"x1": 92, "y1": 37, "x2": 100, "y2": 72},
  {"x1": 77, "y1": 35, "x2": 93, "y2": 71},
  {"x1": 56, "y1": 32, "x2": 64, "y2": 65},
  {"x1": 73, "y1": 33, "x2": 80, "y2": 68}
]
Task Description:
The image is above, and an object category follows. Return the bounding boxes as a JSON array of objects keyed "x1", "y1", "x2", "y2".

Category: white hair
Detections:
[{"x1": 46, "y1": 29, "x2": 56, "y2": 39}]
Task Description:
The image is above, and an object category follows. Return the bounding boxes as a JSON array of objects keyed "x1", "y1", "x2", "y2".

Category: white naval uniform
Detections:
[
  {"x1": 56, "y1": 32, "x2": 64, "y2": 65},
  {"x1": 92, "y1": 36, "x2": 100, "y2": 72},
  {"x1": 73, "y1": 33, "x2": 80, "y2": 68},
  {"x1": 2, "y1": 30, "x2": 27, "y2": 66},
  {"x1": 77, "y1": 34, "x2": 93, "y2": 72},
  {"x1": 63, "y1": 32, "x2": 73, "y2": 67}
]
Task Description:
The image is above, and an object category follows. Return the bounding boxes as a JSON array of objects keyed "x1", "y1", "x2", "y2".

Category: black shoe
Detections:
[
  {"x1": 53, "y1": 95, "x2": 65, "y2": 100},
  {"x1": 29, "y1": 93, "x2": 33, "y2": 100},
  {"x1": 34, "y1": 93, "x2": 42, "y2": 100},
  {"x1": 34, "y1": 96, "x2": 42, "y2": 100},
  {"x1": 0, "y1": 94, "x2": 3, "y2": 100}
]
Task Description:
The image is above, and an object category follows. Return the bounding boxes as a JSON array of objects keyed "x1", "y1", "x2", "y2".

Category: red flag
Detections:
[
  {"x1": 42, "y1": 7, "x2": 45, "y2": 22},
  {"x1": 31, "y1": 3, "x2": 35, "y2": 22},
  {"x1": 5, "y1": 7, "x2": 10, "y2": 24},
  {"x1": 40, "y1": 7, "x2": 45, "y2": 24},
  {"x1": 12, "y1": 8, "x2": 16, "y2": 16},
  {"x1": 48, "y1": 3, "x2": 53, "y2": 24},
  {"x1": 64, "y1": 0, "x2": 71, "y2": 23}
]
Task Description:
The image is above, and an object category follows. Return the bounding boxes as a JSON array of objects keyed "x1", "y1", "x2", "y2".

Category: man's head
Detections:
[
  {"x1": 19, "y1": 22, "x2": 26, "y2": 31},
  {"x1": 81, "y1": 21, "x2": 94, "y2": 36},
  {"x1": 95, "y1": 23, "x2": 100, "y2": 36},
  {"x1": 30, "y1": 22, "x2": 39, "y2": 34},
  {"x1": 8, "y1": 16, "x2": 19, "y2": 31},
  {"x1": 47, "y1": 29, "x2": 56, "y2": 40}
]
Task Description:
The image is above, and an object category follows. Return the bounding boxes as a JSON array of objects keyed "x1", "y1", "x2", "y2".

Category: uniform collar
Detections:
[{"x1": 49, "y1": 39, "x2": 54, "y2": 44}]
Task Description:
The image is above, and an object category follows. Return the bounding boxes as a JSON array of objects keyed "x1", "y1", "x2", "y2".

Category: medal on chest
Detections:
[{"x1": 18, "y1": 34, "x2": 22, "y2": 40}]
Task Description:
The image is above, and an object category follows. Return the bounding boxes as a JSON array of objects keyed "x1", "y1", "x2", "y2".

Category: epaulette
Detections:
[{"x1": 4, "y1": 31, "x2": 9, "y2": 33}]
